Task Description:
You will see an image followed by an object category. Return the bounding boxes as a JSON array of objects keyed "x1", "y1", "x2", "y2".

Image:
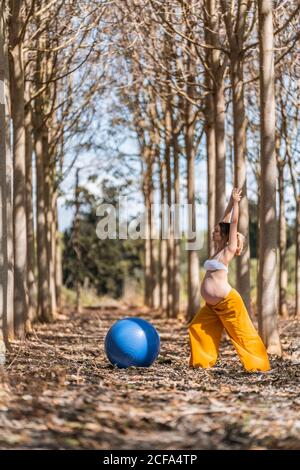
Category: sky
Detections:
[
  {"x1": 57, "y1": 133, "x2": 257, "y2": 235},
  {"x1": 56, "y1": 81, "x2": 298, "y2": 235}
]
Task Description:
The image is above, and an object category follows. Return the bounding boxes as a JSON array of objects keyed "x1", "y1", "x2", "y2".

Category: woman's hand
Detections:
[{"x1": 231, "y1": 188, "x2": 242, "y2": 203}]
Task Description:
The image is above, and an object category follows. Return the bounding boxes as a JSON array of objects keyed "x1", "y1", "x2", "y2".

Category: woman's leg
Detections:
[
  {"x1": 188, "y1": 304, "x2": 224, "y2": 368},
  {"x1": 218, "y1": 290, "x2": 270, "y2": 371}
]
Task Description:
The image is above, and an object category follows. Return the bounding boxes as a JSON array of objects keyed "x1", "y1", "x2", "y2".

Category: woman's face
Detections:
[{"x1": 212, "y1": 224, "x2": 222, "y2": 242}]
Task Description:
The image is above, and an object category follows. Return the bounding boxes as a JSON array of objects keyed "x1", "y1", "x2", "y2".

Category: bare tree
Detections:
[
  {"x1": 276, "y1": 92, "x2": 288, "y2": 318},
  {"x1": 8, "y1": 0, "x2": 29, "y2": 337},
  {"x1": 25, "y1": 81, "x2": 37, "y2": 325},
  {"x1": 0, "y1": 1, "x2": 9, "y2": 360},
  {"x1": 3, "y1": 0, "x2": 13, "y2": 340},
  {"x1": 209, "y1": 0, "x2": 226, "y2": 223},
  {"x1": 203, "y1": 1, "x2": 216, "y2": 258},
  {"x1": 220, "y1": 0, "x2": 252, "y2": 314},
  {"x1": 257, "y1": 0, "x2": 281, "y2": 354},
  {"x1": 285, "y1": 105, "x2": 300, "y2": 318}
]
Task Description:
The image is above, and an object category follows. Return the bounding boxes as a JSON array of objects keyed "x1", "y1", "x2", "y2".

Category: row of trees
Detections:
[
  {"x1": 106, "y1": 0, "x2": 300, "y2": 354},
  {"x1": 0, "y1": 1, "x2": 299, "y2": 359},
  {"x1": 0, "y1": 0, "x2": 107, "y2": 357}
]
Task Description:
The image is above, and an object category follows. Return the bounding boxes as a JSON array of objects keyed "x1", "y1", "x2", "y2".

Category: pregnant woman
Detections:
[{"x1": 188, "y1": 188, "x2": 270, "y2": 372}]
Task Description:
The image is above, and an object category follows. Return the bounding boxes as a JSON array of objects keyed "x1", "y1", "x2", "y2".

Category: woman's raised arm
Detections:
[
  {"x1": 227, "y1": 188, "x2": 242, "y2": 253},
  {"x1": 228, "y1": 188, "x2": 242, "y2": 253}
]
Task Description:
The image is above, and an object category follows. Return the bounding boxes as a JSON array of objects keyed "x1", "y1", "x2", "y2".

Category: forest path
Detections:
[{"x1": 0, "y1": 305, "x2": 299, "y2": 449}]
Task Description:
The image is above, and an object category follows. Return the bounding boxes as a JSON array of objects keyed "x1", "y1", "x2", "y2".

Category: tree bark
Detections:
[
  {"x1": 143, "y1": 146, "x2": 154, "y2": 308},
  {"x1": 214, "y1": 81, "x2": 226, "y2": 224},
  {"x1": 257, "y1": 0, "x2": 282, "y2": 354},
  {"x1": 51, "y1": 183, "x2": 58, "y2": 310},
  {"x1": 296, "y1": 198, "x2": 300, "y2": 317},
  {"x1": 33, "y1": 28, "x2": 53, "y2": 322},
  {"x1": 34, "y1": 99, "x2": 52, "y2": 322},
  {"x1": 44, "y1": 134, "x2": 57, "y2": 319},
  {"x1": 219, "y1": 0, "x2": 251, "y2": 315},
  {"x1": 74, "y1": 169, "x2": 81, "y2": 314},
  {"x1": 0, "y1": 5, "x2": 9, "y2": 360},
  {"x1": 25, "y1": 99, "x2": 37, "y2": 324},
  {"x1": 205, "y1": 75, "x2": 216, "y2": 258},
  {"x1": 232, "y1": 68, "x2": 251, "y2": 315},
  {"x1": 4, "y1": 8, "x2": 13, "y2": 341},
  {"x1": 151, "y1": 126, "x2": 160, "y2": 309},
  {"x1": 277, "y1": 156, "x2": 288, "y2": 318},
  {"x1": 172, "y1": 127, "x2": 180, "y2": 317},
  {"x1": 285, "y1": 104, "x2": 300, "y2": 318},
  {"x1": 209, "y1": 0, "x2": 226, "y2": 223},
  {"x1": 9, "y1": 0, "x2": 28, "y2": 337},
  {"x1": 55, "y1": 209, "x2": 63, "y2": 309},
  {"x1": 159, "y1": 156, "x2": 167, "y2": 311},
  {"x1": 184, "y1": 39, "x2": 201, "y2": 321},
  {"x1": 148, "y1": 148, "x2": 156, "y2": 309},
  {"x1": 204, "y1": 2, "x2": 216, "y2": 258},
  {"x1": 185, "y1": 99, "x2": 200, "y2": 321},
  {"x1": 164, "y1": 97, "x2": 174, "y2": 317}
]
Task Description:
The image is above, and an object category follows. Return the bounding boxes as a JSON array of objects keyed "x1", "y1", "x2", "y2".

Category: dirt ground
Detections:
[{"x1": 0, "y1": 304, "x2": 299, "y2": 450}]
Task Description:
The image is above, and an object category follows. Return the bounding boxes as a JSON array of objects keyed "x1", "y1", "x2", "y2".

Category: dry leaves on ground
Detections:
[{"x1": 0, "y1": 305, "x2": 299, "y2": 449}]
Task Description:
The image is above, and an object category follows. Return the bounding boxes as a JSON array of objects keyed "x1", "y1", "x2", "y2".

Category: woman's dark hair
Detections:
[
  {"x1": 219, "y1": 222, "x2": 230, "y2": 242},
  {"x1": 218, "y1": 222, "x2": 246, "y2": 256}
]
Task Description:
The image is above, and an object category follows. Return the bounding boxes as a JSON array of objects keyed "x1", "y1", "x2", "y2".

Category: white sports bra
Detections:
[{"x1": 203, "y1": 250, "x2": 228, "y2": 273}]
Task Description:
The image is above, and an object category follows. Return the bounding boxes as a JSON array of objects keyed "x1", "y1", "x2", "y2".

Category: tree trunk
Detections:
[
  {"x1": 4, "y1": 11, "x2": 13, "y2": 341},
  {"x1": 210, "y1": 0, "x2": 226, "y2": 224},
  {"x1": 257, "y1": 0, "x2": 281, "y2": 354},
  {"x1": 164, "y1": 99, "x2": 174, "y2": 317},
  {"x1": 204, "y1": 4, "x2": 216, "y2": 258},
  {"x1": 284, "y1": 102, "x2": 300, "y2": 318},
  {"x1": 152, "y1": 236, "x2": 160, "y2": 309},
  {"x1": 213, "y1": 78, "x2": 226, "y2": 223},
  {"x1": 44, "y1": 135, "x2": 57, "y2": 319},
  {"x1": 144, "y1": 204, "x2": 151, "y2": 307},
  {"x1": 205, "y1": 74, "x2": 216, "y2": 258},
  {"x1": 55, "y1": 211, "x2": 63, "y2": 308},
  {"x1": 230, "y1": 56, "x2": 251, "y2": 315},
  {"x1": 172, "y1": 129, "x2": 180, "y2": 317},
  {"x1": 277, "y1": 158, "x2": 288, "y2": 318},
  {"x1": 0, "y1": 6, "x2": 9, "y2": 361},
  {"x1": 219, "y1": 0, "x2": 251, "y2": 313},
  {"x1": 74, "y1": 169, "x2": 81, "y2": 314},
  {"x1": 152, "y1": 128, "x2": 160, "y2": 309},
  {"x1": 186, "y1": 111, "x2": 200, "y2": 321},
  {"x1": 184, "y1": 44, "x2": 200, "y2": 321},
  {"x1": 25, "y1": 100, "x2": 37, "y2": 324},
  {"x1": 148, "y1": 150, "x2": 156, "y2": 309},
  {"x1": 9, "y1": 0, "x2": 28, "y2": 337},
  {"x1": 44, "y1": 39, "x2": 57, "y2": 319},
  {"x1": 34, "y1": 104, "x2": 52, "y2": 322},
  {"x1": 159, "y1": 157, "x2": 167, "y2": 311},
  {"x1": 256, "y1": 177, "x2": 260, "y2": 315},
  {"x1": 34, "y1": 31, "x2": 53, "y2": 323},
  {"x1": 51, "y1": 184, "x2": 59, "y2": 310},
  {"x1": 296, "y1": 198, "x2": 300, "y2": 317},
  {"x1": 143, "y1": 147, "x2": 152, "y2": 308}
]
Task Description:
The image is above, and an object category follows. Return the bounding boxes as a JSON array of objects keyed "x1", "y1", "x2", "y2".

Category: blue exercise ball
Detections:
[{"x1": 105, "y1": 317, "x2": 160, "y2": 368}]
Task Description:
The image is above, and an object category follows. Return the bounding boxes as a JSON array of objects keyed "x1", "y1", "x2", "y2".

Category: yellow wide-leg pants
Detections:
[{"x1": 188, "y1": 288, "x2": 270, "y2": 371}]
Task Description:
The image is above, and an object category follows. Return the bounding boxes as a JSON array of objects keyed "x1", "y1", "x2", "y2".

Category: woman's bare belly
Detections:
[{"x1": 200, "y1": 271, "x2": 232, "y2": 305}]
